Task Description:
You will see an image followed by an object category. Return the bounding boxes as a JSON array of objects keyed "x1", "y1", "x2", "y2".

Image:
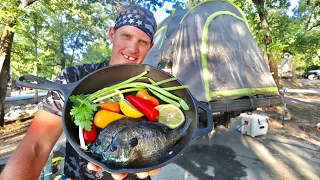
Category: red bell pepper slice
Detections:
[
  {"x1": 83, "y1": 123, "x2": 97, "y2": 142},
  {"x1": 126, "y1": 95, "x2": 159, "y2": 121}
]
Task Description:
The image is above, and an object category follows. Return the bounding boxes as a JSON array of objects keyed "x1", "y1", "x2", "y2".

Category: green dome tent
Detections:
[{"x1": 144, "y1": 0, "x2": 280, "y2": 104}]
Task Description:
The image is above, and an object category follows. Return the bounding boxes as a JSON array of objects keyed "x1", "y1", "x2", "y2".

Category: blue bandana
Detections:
[{"x1": 114, "y1": 7, "x2": 157, "y2": 42}]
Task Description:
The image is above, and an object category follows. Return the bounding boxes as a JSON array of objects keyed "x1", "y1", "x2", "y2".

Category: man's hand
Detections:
[{"x1": 87, "y1": 162, "x2": 162, "y2": 180}]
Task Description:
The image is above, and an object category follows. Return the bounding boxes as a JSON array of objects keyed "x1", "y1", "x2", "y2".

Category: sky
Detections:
[
  {"x1": 287, "y1": 0, "x2": 299, "y2": 17},
  {"x1": 153, "y1": 2, "x2": 175, "y2": 24},
  {"x1": 152, "y1": 0, "x2": 300, "y2": 24}
]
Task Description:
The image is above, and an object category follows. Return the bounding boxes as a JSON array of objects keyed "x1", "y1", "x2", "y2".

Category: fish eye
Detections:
[
  {"x1": 110, "y1": 145, "x2": 117, "y2": 152},
  {"x1": 129, "y1": 138, "x2": 138, "y2": 147}
]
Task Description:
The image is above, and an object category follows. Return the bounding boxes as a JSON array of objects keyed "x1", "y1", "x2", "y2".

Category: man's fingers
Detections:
[
  {"x1": 87, "y1": 163, "x2": 161, "y2": 179},
  {"x1": 136, "y1": 168, "x2": 162, "y2": 179},
  {"x1": 136, "y1": 171, "x2": 149, "y2": 179},
  {"x1": 111, "y1": 173, "x2": 128, "y2": 180},
  {"x1": 87, "y1": 162, "x2": 103, "y2": 172},
  {"x1": 148, "y1": 168, "x2": 162, "y2": 176}
]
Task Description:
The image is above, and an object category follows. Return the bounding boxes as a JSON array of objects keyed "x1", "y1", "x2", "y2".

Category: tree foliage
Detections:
[
  {"x1": 1, "y1": 0, "x2": 183, "y2": 79},
  {"x1": 0, "y1": 0, "x2": 183, "y2": 125},
  {"x1": 78, "y1": 38, "x2": 112, "y2": 65}
]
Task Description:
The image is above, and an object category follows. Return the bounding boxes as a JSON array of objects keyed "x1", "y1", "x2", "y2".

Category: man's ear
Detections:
[
  {"x1": 149, "y1": 42, "x2": 154, "y2": 50},
  {"x1": 108, "y1": 27, "x2": 115, "y2": 43}
]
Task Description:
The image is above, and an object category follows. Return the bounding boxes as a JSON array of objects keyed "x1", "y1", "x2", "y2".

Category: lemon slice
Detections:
[
  {"x1": 99, "y1": 90, "x2": 124, "y2": 103},
  {"x1": 154, "y1": 104, "x2": 166, "y2": 111},
  {"x1": 119, "y1": 99, "x2": 144, "y2": 118},
  {"x1": 155, "y1": 104, "x2": 185, "y2": 129}
]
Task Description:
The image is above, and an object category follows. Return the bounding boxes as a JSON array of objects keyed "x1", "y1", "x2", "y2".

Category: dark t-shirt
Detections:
[{"x1": 39, "y1": 61, "x2": 149, "y2": 180}]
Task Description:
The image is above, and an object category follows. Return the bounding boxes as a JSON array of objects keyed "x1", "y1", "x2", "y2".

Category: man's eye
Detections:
[
  {"x1": 123, "y1": 34, "x2": 130, "y2": 39},
  {"x1": 139, "y1": 40, "x2": 148, "y2": 45}
]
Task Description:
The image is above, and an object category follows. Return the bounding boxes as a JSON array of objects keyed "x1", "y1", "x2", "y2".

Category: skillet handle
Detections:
[
  {"x1": 192, "y1": 101, "x2": 213, "y2": 140},
  {"x1": 16, "y1": 75, "x2": 75, "y2": 97}
]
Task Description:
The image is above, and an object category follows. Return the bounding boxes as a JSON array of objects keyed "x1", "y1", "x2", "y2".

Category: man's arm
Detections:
[{"x1": 0, "y1": 109, "x2": 63, "y2": 180}]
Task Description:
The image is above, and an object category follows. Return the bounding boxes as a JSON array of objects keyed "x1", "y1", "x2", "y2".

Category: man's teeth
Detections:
[{"x1": 123, "y1": 55, "x2": 136, "y2": 61}]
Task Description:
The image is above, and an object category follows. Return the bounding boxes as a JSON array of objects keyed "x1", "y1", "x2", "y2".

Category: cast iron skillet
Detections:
[{"x1": 16, "y1": 64, "x2": 213, "y2": 174}]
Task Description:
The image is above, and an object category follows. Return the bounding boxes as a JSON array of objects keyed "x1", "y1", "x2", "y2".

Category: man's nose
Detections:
[{"x1": 128, "y1": 41, "x2": 139, "y2": 53}]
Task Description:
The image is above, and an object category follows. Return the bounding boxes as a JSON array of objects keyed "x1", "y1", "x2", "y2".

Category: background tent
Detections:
[
  {"x1": 144, "y1": 0, "x2": 279, "y2": 103},
  {"x1": 278, "y1": 56, "x2": 293, "y2": 78}
]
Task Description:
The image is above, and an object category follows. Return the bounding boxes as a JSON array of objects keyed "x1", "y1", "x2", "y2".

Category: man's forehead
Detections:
[{"x1": 117, "y1": 26, "x2": 152, "y2": 42}]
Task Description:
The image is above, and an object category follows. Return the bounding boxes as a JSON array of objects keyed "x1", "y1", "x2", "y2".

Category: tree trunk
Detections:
[
  {"x1": 0, "y1": 19, "x2": 16, "y2": 126},
  {"x1": 253, "y1": 0, "x2": 279, "y2": 88},
  {"x1": 34, "y1": 62, "x2": 38, "y2": 103},
  {"x1": 60, "y1": 37, "x2": 66, "y2": 70},
  {"x1": 70, "y1": 30, "x2": 82, "y2": 66},
  {"x1": 267, "y1": 54, "x2": 280, "y2": 88},
  {"x1": 0, "y1": 0, "x2": 36, "y2": 126},
  {"x1": 291, "y1": 62, "x2": 296, "y2": 83},
  {"x1": 34, "y1": 14, "x2": 39, "y2": 103}
]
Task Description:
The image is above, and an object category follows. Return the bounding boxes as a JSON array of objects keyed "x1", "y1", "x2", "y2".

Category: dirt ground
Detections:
[
  {"x1": 280, "y1": 78, "x2": 320, "y2": 89},
  {"x1": 0, "y1": 79, "x2": 319, "y2": 165},
  {"x1": 255, "y1": 78, "x2": 320, "y2": 147}
]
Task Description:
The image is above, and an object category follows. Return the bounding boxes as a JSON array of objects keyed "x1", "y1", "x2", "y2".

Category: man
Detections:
[{"x1": 0, "y1": 5, "x2": 161, "y2": 180}]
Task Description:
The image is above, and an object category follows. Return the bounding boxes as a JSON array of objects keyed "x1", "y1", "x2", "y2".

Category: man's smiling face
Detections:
[{"x1": 108, "y1": 25, "x2": 153, "y2": 65}]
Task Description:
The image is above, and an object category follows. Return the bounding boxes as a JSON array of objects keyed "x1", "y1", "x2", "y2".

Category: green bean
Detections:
[{"x1": 148, "y1": 88, "x2": 180, "y2": 108}]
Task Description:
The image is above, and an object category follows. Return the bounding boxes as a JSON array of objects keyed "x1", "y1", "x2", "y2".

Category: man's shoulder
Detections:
[
  {"x1": 58, "y1": 60, "x2": 110, "y2": 82},
  {"x1": 64, "y1": 60, "x2": 109, "y2": 73}
]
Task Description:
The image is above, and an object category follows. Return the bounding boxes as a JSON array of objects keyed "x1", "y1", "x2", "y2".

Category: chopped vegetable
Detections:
[
  {"x1": 119, "y1": 99, "x2": 144, "y2": 118},
  {"x1": 79, "y1": 126, "x2": 87, "y2": 150},
  {"x1": 136, "y1": 89, "x2": 160, "y2": 107},
  {"x1": 70, "y1": 95, "x2": 99, "y2": 131},
  {"x1": 155, "y1": 104, "x2": 185, "y2": 129},
  {"x1": 89, "y1": 71, "x2": 148, "y2": 101},
  {"x1": 148, "y1": 88, "x2": 180, "y2": 108},
  {"x1": 69, "y1": 71, "x2": 190, "y2": 132},
  {"x1": 162, "y1": 85, "x2": 190, "y2": 91},
  {"x1": 93, "y1": 110, "x2": 125, "y2": 129},
  {"x1": 96, "y1": 90, "x2": 124, "y2": 103},
  {"x1": 126, "y1": 95, "x2": 160, "y2": 122},
  {"x1": 151, "y1": 78, "x2": 177, "y2": 86},
  {"x1": 99, "y1": 102, "x2": 120, "y2": 113},
  {"x1": 114, "y1": 82, "x2": 190, "y2": 110},
  {"x1": 83, "y1": 124, "x2": 97, "y2": 142},
  {"x1": 93, "y1": 88, "x2": 143, "y2": 103}
]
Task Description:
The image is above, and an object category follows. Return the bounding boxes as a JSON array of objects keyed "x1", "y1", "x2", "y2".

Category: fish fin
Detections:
[
  {"x1": 182, "y1": 119, "x2": 192, "y2": 133},
  {"x1": 158, "y1": 123, "x2": 172, "y2": 132},
  {"x1": 172, "y1": 119, "x2": 192, "y2": 137}
]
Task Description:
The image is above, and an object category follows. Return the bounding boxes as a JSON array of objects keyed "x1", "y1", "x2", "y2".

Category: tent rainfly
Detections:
[{"x1": 144, "y1": 0, "x2": 279, "y2": 102}]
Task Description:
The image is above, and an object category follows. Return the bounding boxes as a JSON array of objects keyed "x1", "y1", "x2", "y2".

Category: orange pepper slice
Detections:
[
  {"x1": 93, "y1": 110, "x2": 125, "y2": 129},
  {"x1": 99, "y1": 102, "x2": 120, "y2": 113},
  {"x1": 136, "y1": 89, "x2": 160, "y2": 107}
]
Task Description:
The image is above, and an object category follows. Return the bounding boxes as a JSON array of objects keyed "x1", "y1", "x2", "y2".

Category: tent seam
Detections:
[
  {"x1": 209, "y1": 87, "x2": 279, "y2": 97},
  {"x1": 180, "y1": 0, "x2": 250, "y2": 31},
  {"x1": 201, "y1": 11, "x2": 245, "y2": 101},
  {"x1": 154, "y1": 26, "x2": 168, "y2": 50}
]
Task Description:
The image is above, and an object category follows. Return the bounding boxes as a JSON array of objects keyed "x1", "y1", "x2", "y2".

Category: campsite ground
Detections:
[
  {"x1": 152, "y1": 78, "x2": 320, "y2": 180},
  {"x1": 256, "y1": 78, "x2": 320, "y2": 146},
  {"x1": 0, "y1": 78, "x2": 319, "y2": 179}
]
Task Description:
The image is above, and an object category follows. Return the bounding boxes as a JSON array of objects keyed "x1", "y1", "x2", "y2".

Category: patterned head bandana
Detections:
[{"x1": 114, "y1": 5, "x2": 157, "y2": 42}]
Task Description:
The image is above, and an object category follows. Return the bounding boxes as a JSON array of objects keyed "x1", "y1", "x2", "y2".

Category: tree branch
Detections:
[
  {"x1": 48, "y1": 64, "x2": 62, "y2": 67},
  {"x1": 307, "y1": 22, "x2": 320, "y2": 31},
  {"x1": 305, "y1": 5, "x2": 316, "y2": 31},
  {"x1": 19, "y1": 0, "x2": 37, "y2": 9}
]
